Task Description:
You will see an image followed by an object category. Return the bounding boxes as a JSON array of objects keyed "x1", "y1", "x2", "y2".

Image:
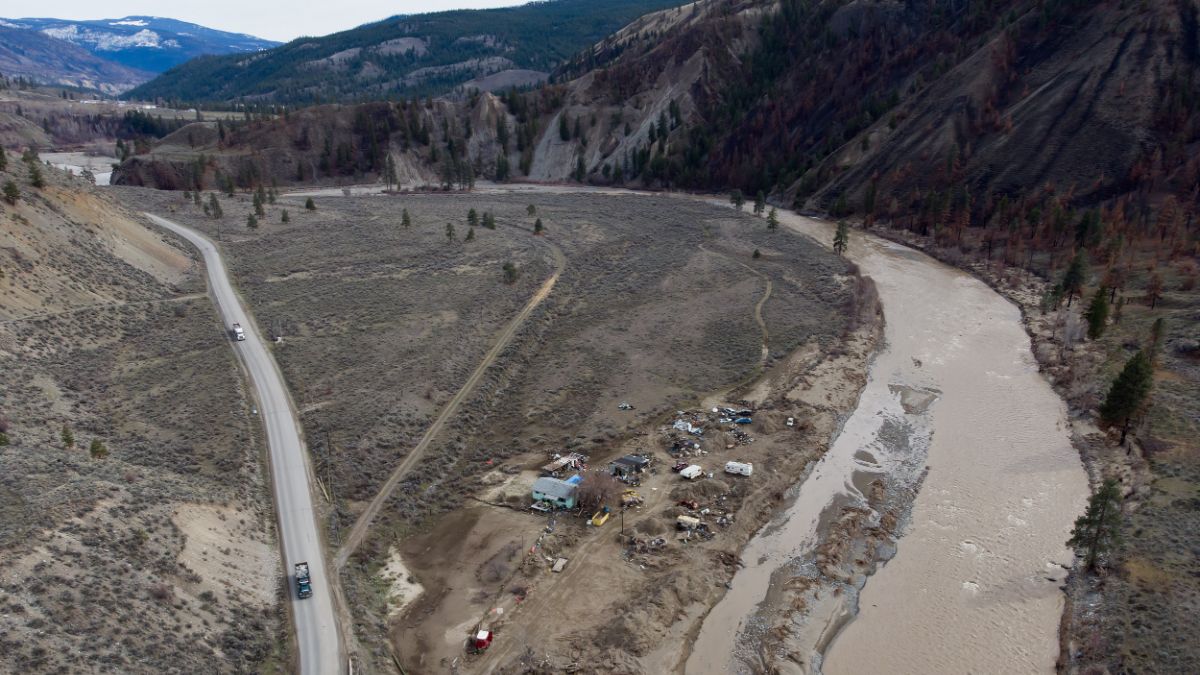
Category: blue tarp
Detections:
[{"x1": 565, "y1": 474, "x2": 583, "y2": 485}]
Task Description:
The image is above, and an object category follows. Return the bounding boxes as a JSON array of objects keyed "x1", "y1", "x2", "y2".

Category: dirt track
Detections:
[{"x1": 334, "y1": 241, "x2": 566, "y2": 568}]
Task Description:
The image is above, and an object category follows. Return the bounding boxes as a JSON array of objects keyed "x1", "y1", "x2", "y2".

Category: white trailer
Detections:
[
  {"x1": 724, "y1": 461, "x2": 754, "y2": 477},
  {"x1": 679, "y1": 464, "x2": 703, "y2": 480}
]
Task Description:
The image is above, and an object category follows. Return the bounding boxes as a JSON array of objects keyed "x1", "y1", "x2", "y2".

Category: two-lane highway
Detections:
[{"x1": 146, "y1": 214, "x2": 341, "y2": 675}]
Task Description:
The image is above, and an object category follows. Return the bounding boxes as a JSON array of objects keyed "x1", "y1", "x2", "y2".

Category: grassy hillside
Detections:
[{"x1": 124, "y1": 0, "x2": 683, "y2": 104}]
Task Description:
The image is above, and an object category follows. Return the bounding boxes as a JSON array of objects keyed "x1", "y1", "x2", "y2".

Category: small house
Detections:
[
  {"x1": 610, "y1": 454, "x2": 651, "y2": 479},
  {"x1": 532, "y1": 477, "x2": 579, "y2": 509}
]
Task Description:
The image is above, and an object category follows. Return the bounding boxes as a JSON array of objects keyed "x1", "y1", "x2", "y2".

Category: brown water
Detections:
[{"x1": 686, "y1": 212, "x2": 1088, "y2": 674}]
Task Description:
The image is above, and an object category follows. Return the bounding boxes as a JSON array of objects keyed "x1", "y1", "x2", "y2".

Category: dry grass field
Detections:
[{"x1": 1, "y1": 166, "x2": 282, "y2": 673}]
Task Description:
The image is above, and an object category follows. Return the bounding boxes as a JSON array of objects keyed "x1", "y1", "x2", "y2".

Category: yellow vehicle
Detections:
[
  {"x1": 620, "y1": 490, "x2": 643, "y2": 507},
  {"x1": 591, "y1": 508, "x2": 611, "y2": 526}
]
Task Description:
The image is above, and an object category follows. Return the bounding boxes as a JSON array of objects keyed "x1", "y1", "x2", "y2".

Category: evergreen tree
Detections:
[
  {"x1": 833, "y1": 220, "x2": 849, "y2": 256},
  {"x1": 495, "y1": 154, "x2": 510, "y2": 181},
  {"x1": 281, "y1": 209, "x2": 290, "y2": 223},
  {"x1": 767, "y1": 208, "x2": 779, "y2": 230},
  {"x1": 527, "y1": 204, "x2": 537, "y2": 216},
  {"x1": 754, "y1": 190, "x2": 766, "y2": 216},
  {"x1": 252, "y1": 192, "x2": 265, "y2": 217},
  {"x1": 1067, "y1": 479, "x2": 1122, "y2": 573},
  {"x1": 1060, "y1": 251, "x2": 1087, "y2": 307},
  {"x1": 483, "y1": 211, "x2": 496, "y2": 229},
  {"x1": 29, "y1": 163, "x2": 45, "y2": 189},
  {"x1": 208, "y1": 193, "x2": 223, "y2": 219},
  {"x1": 305, "y1": 197, "x2": 316, "y2": 211},
  {"x1": 466, "y1": 226, "x2": 475, "y2": 242},
  {"x1": 61, "y1": 424, "x2": 74, "y2": 449},
  {"x1": 89, "y1": 439, "x2": 109, "y2": 459},
  {"x1": 730, "y1": 189, "x2": 745, "y2": 211},
  {"x1": 384, "y1": 154, "x2": 398, "y2": 190},
  {"x1": 446, "y1": 222, "x2": 456, "y2": 242},
  {"x1": 533, "y1": 218, "x2": 544, "y2": 235},
  {"x1": 2, "y1": 180, "x2": 18, "y2": 205},
  {"x1": 402, "y1": 208, "x2": 411, "y2": 227},
  {"x1": 1099, "y1": 350, "x2": 1153, "y2": 444},
  {"x1": 0, "y1": 145, "x2": 6, "y2": 171},
  {"x1": 502, "y1": 261, "x2": 519, "y2": 284},
  {"x1": 247, "y1": 213, "x2": 258, "y2": 228},
  {"x1": 752, "y1": 249, "x2": 761, "y2": 259},
  {"x1": 467, "y1": 208, "x2": 478, "y2": 227},
  {"x1": 1085, "y1": 289, "x2": 1109, "y2": 340}
]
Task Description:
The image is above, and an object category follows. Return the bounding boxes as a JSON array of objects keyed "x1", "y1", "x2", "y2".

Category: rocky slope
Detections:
[{"x1": 0, "y1": 156, "x2": 283, "y2": 673}]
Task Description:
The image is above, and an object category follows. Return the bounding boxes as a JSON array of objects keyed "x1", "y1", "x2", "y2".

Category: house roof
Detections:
[
  {"x1": 532, "y1": 477, "x2": 578, "y2": 500},
  {"x1": 613, "y1": 455, "x2": 650, "y2": 468}
]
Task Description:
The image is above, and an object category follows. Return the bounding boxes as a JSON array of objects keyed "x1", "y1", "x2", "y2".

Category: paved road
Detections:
[{"x1": 145, "y1": 214, "x2": 341, "y2": 675}]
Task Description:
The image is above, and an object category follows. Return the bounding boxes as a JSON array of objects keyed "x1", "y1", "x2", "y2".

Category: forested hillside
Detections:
[{"x1": 124, "y1": 0, "x2": 683, "y2": 104}]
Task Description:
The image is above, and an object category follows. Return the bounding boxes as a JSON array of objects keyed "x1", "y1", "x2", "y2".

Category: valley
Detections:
[{"x1": 2, "y1": 0, "x2": 1198, "y2": 673}]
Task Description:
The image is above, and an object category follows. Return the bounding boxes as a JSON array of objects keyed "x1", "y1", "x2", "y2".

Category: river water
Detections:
[{"x1": 687, "y1": 212, "x2": 1088, "y2": 674}]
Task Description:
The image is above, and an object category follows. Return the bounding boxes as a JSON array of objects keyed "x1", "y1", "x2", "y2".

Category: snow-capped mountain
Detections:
[{"x1": 2, "y1": 16, "x2": 279, "y2": 73}]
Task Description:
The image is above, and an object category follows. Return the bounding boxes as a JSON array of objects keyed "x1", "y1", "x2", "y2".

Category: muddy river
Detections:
[{"x1": 686, "y1": 212, "x2": 1088, "y2": 674}]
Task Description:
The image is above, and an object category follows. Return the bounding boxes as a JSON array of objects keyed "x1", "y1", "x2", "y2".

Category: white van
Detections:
[
  {"x1": 679, "y1": 464, "x2": 703, "y2": 480},
  {"x1": 724, "y1": 461, "x2": 753, "y2": 477}
]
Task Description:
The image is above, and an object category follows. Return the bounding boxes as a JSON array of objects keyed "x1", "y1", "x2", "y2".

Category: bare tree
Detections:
[{"x1": 577, "y1": 472, "x2": 622, "y2": 509}]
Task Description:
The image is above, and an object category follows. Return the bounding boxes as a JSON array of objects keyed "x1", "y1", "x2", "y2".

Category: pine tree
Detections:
[
  {"x1": 754, "y1": 190, "x2": 765, "y2": 216},
  {"x1": 483, "y1": 211, "x2": 496, "y2": 229},
  {"x1": 1067, "y1": 478, "x2": 1122, "y2": 573},
  {"x1": 29, "y1": 163, "x2": 45, "y2": 189},
  {"x1": 1099, "y1": 350, "x2": 1153, "y2": 444},
  {"x1": 446, "y1": 222, "x2": 456, "y2": 242},
  {"x1": 208, "y1": 193, "x2": 223, "y2": 219},
  {"x1": 502, "y1": 261, "x2": 519, "y2": 284},
  {"x1": 767, "y1": 208, "x2": 779, "y2": 230},
  {"x1": 281, "y1": 209, "x2": 290, "y2": 223},
  {"x1": 2, "y1": 180, "x2": 18, "y2": 205},
  {"x1": 833, "y1": 220, "x2": 849, "y2": 256},
  {"x1": 1084, "y1": 289, "x2": 1109, "y2": 340},
  {"x1": 1061, "y1": 252, "x2": 1087, "y2": 307},
  {"x1": 466, "y1": 226, "x2": 475, "y2": 242},
  {"x1": 467, "y1": 208, "x2": 478, "y2": 227},
  {"x1": 247, "y1": 213, "x2": 258, "y2": 228},
  {"x1": 533, "y1": 218, "x2": 544, "y2": 235},
  {"x1": 527, "y1": 204, "x2": 537, "y2": 216},
  {"x1": 402, "y1": 208, "x2": 411, "y2": 227},
  {"x1": 305, "y1": 197, "x2": 316, "y2": 211},
  {"x1": 730, "y1": 189, "x2": 744, "y2": 211},
  {"x1": 62, "y1": 424, "x2": 74, "y2": 449},
  {"x1": 252, "y1": 192, "x2": 265, "y2": 217},
  {"x1": 89, "y1": 439, "x2": 109, "y2": 459}
]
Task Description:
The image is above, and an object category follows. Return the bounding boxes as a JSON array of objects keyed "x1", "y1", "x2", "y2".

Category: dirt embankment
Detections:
[
  {"x1": 1, "y1": 165, "x2": 284, "y2": 673},
  {"x1": 857, "y1": 221, "x2": 1200, "y2": 674}
]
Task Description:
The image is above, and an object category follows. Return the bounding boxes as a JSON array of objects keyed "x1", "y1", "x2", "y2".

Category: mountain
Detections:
[
  {"x1": 122, "y1": 0, "x2": 684, "y2": 104},
  {"x1": 0, "y1": 25, "x2": 153, "y2": 94},
  {"x1": 1, "y1": 16, "x2": 279, "y2": 73}
]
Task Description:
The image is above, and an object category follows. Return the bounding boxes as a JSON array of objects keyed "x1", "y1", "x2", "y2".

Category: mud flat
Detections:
[{"x1": 686, "y1": 209, "x2": 1089, "y2": 674}]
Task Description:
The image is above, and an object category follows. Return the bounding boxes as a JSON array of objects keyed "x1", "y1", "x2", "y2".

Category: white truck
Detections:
[
  {"x1": 231, "y1": 323, "x2": 246, "y2": 341},
  {"x1": 725, "y1": 461, "x2": 754, "y2": 477}
]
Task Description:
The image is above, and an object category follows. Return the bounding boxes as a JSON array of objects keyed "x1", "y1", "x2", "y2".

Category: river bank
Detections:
[{"x1": 682, "y1": 209, "x2": 1090, "y2": 674}]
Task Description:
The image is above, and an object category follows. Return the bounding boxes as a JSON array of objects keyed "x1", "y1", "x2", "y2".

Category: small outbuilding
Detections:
[
  {"x1": 610, "y1": 454, "x2": 651, "y2": 479},
  {"x1": 532, "y1": 477, "x2": 579, "y2": 509}
]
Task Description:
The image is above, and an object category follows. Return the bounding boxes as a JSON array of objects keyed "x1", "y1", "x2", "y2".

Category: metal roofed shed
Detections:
[{"x1": 531, "y1": 476, "x2": 579, "y2": 509}]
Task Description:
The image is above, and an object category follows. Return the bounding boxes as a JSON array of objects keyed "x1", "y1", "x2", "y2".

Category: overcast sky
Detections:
[{"x1": 5, "y1": 1, "x2": 527, "y2": 42}]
